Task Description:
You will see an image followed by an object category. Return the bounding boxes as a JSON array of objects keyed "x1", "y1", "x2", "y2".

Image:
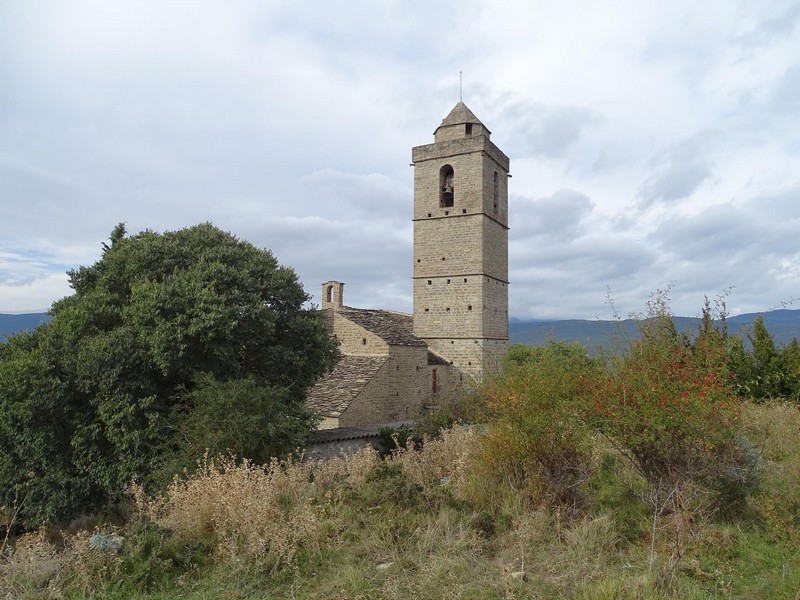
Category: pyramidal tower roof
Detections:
[{"x1": 435, "y1": 101, "x2": 491, "y2": 135}]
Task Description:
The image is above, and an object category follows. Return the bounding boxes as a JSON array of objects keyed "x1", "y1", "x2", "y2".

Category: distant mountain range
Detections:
[
  {"x1": 3, "y1": 309, "x2": 800, "y2": 349},
  {"x1": 0, "y1": 313, "x2": 52, "y2": 342},
  {"x1": 509, "y1": 309, "x2": 800, "y2": 352}
]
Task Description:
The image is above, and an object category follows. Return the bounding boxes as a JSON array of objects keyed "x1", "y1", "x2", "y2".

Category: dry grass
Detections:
[
  {"x1": 742, "y1": 401, "x2": 800, "y2": 545},
  {"x1": 139, "y1": 447, "x2": 382, "y2": 570},
  {"x1": 0, "y1": 528, "x2": 61, "y2": 598},
  {"x1": 388, "y1": 425, "x2": 478, "y2": 498},
  {"x1": 3, "y1": 403, "x2": 800, "y2": 599}
]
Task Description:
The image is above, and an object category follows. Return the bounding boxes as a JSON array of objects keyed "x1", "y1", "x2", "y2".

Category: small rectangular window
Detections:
[{"x1": 465, "y1": 123, "x2": 473, "y2": 135}]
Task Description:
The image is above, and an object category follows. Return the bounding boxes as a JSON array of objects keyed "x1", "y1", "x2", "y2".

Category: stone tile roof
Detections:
[
  {"x1": 439, "y1": 101, "x2": 485, "y2": 128},
  {"x1": 338, "y1": 308, "x2": 427, "y2": 347},
  {"x1": 308, "y1": 420, "x2": 414, "y2": 444},
  {"x1": 427, "y1": 350, "x2": 451, "y2": 365},
  {"x1": 306, "y1": 355, "x2": 388, "y2": 418}
]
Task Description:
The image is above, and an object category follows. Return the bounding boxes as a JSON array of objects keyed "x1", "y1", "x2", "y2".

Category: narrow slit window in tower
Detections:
[
  {"x1": 440, "y1": 165, "x2": 454, "y2": 207},
  {"x1": 432, "y1": 369, "x2": 438, "y2": 394},
  {"x1": 493, "y1": 171, "x2": 499, "y2": 214},
  {"x1": 465, "y1": 123, "x2": 473, "y2": 135}
]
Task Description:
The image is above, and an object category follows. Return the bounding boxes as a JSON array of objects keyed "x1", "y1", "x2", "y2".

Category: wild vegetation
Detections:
[{"x1": 2, "y1": 290, "x2": 799, "y2": 598}]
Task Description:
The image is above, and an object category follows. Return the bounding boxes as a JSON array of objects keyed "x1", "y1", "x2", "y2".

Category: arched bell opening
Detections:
[{"x1": 439, "y1": 164, "x2": 454, "y2": 208}]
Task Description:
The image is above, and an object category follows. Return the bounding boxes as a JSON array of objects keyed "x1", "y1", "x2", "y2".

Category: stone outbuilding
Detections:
[{"x1": 306, "y1": 282, "x2": 454, "y2": 430}]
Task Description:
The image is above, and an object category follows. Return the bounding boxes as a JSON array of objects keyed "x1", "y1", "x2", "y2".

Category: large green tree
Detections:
[{"x1": 0, "y1": 223, "x2": 338, "y2": 525}]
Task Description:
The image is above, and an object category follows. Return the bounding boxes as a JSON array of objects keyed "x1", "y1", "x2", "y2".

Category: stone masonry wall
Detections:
[
  {"x1": 338, "y1": 361, "x2": 391, "y2": 427},
  {"x1": 385, "y1": 345, "x2": 430, "y2": 420},
  {"x1": 413, "y1": 215, "x2": 485, "y2": 277},
  {"x1": 411, "y1": 138, "x2": 508, "y2": 222},
  {"x1": 332, "y1": 313, "x2": 389, "y2": 356},
  {"x1": 425, "y1": 338, "x2": 485, "y2": 382},
  {"x1": 412, "y1": 275, "x2": 484, "y2": 338},
  {"x1": 434, "y1": 122, "x2": 489, "y2": 143},
  {"x1": 481, "y1": 277, "x2": 509, "y2": 339},
  {"x1": 482, "y1": 218, "x2": 508, "y2": 282}
]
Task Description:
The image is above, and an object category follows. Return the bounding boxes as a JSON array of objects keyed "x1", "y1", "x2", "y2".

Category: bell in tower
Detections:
[{"x1": 440, "y1": 165, "x2": 455, "y2": 207}]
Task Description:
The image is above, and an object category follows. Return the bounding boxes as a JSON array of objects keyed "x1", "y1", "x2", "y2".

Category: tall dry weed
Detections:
[
  {"x1": 309, "y1": 445, "x2": 380, "y2": 496},
  {"x1": 389, "y1": 425, "x2": 478, "y2": 499},
  {"x1": 59, "y1": 529, "x2": 122, "y2": 596},
  {"x1": 139, "y1": 446, "x2": 381, "y2": 570},
  {"x1": 143, "y1": 453, "x2": 317, "y2": 569},
  {"x1": 0, "y1": 528, "x2": 62, "y2": 597}
]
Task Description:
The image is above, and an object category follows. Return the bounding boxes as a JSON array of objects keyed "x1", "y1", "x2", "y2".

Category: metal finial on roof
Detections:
[{"x1": 459, "y1": 71, "x2": 463, "y2": 101}]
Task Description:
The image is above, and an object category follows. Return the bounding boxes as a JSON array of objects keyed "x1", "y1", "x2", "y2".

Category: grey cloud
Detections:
[
  {"x1": 736, "y1": 3, "x2": 800, "y2": 47},
  {"x1": 494, "y1": 99, "x2": 602, "y2": 160},
  {"x1": 0, "y1": 274, "x2": 37, "y2": 287},
  {"x1": 512, "y1": 189, "x2": 594, "y2": 241},
  {"x1": 509, "y1": 231, "x2": 659, "y2": 319},
  {"x1": 769, "y1": 63, "x2": 800, "y2": 116},
  {"x1": 302, "y1": 169, "x2": 410, "y2": 221},
  {"x1": 643, "y1": 202, "x2": 800, "y2": 312},
  {"x1": 649, "y1": 205, "x2": 754, "y2": 260},
  {"x1": 528, "y1": 238, "x2": 657, "y2": 281},
  {"x1": 637, "y1": 134, "x2": 718, "y2": 208},
  {"x1": 228, "y1": 215, "x2": 412, "y2": 311},
  {"x1": 638, "y1": 161, "x2": 712, "y2": 207},
  {"x1": 742, "y1": 187, "x2": 800, "y2": 223},
  {"x1": 649, "y1": 201, "x2": 800, "y2": 262}
]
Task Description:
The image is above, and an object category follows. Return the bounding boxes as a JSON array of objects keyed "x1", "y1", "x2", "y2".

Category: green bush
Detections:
[
  {"x1": 583, "y1": 293, "x2": 756, "y2": 511},
  {"x1": 156, "y1": 375, "x2": 317, "y2": 485},
  {"x1": 0, "y1": 223, "x2": 338, "y2": 526},
  {"x1": 727, "y1": 315, "x2": 800, "y2": 401},
  {"x1": 478, "y1": 341, "x2": 598, "y2": 509}
]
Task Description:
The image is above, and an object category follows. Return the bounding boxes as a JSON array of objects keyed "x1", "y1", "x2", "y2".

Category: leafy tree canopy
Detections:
[{"x1": 0, "y1": 223, "x2": 338, "y2": 525}]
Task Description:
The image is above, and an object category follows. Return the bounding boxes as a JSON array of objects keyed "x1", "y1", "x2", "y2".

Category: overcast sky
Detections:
[{"x1": 1, "y1": 1, "x2": 799, "y2": 320}]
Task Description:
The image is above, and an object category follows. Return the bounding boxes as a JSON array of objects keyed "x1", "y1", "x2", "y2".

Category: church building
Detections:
[{"x1": 306, "y1": 102, "x2": 510, "y2": 430}]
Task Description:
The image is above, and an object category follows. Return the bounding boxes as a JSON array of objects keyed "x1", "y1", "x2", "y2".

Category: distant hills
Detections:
[
  {"x1": 3, "y1": 309, "x2": 800, "y2": 350},
  {"x1": 0, "y1": 313, "x2": 52, "y2": 342},
  {"x1": 509, "y1": 309, "x2": 800, "y2": 352}
]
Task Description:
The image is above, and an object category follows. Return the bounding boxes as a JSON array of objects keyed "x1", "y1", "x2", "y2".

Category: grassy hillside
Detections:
[{"x1": 2, "y1": 401, "x2": 799, "y2": 599}]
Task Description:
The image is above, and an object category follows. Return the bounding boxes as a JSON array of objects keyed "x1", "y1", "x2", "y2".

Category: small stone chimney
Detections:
[{"x1": 321, "y1": 281, "x2": 344, "y2": 310}]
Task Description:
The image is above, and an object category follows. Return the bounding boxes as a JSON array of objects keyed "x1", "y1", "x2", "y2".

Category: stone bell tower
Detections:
[{"x1": 411, "y1": 101, "x2": 510, "y2": 382}]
